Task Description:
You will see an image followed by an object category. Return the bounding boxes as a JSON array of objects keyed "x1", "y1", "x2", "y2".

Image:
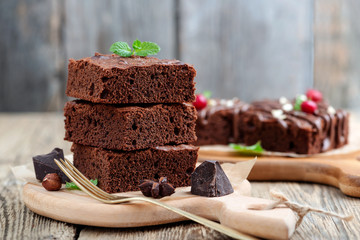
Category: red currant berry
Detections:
[
  {"x1": 301, "y1": 100, "x2": 317, "y2": 114},
  {"x1": 306, "y1": 89, "x2": 323, "y2": 102},
  {"x1": 193, "y1": 94, "x2": 207, "y2": 110}
]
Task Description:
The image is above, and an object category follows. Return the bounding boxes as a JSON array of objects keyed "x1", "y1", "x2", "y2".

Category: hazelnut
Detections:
[{"x1": 42, "y1": 173, "x2": 62, "y2": 191}]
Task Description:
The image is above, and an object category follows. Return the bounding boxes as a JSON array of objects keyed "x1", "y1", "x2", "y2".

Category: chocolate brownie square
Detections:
[
  {"x1": 72, "y1": 143, "x2": 199, "y2": 193},
  {"x1": 66, "y1": 53, "x2": 196, "y2": 104},
  {"x1": 64, "y1": 100, "x2": 197, "y2": 151}
]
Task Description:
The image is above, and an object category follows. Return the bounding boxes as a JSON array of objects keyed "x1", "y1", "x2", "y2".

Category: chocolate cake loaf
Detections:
[
  {"x1": 72, "y1": 143, "x2": 199, "y2": 193},
  {"x1": 66, "y1": 53, "x2": 196, "y2": 104},
  {"x1": 196, "y1": 98, "x2": 349, "y2": 155},
  {"x1": 64, "y1": 100, "x2": 197, "y2": 151},
  {"x1": 239, "y1": 100, "x2": 349, "y2": 154}
]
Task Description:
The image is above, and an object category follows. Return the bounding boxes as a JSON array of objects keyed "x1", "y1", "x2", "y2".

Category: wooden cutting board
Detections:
[
  {"x1": 17, "y1": 159, "x2": 297, "y2": 240},
  {"x1": 198, "y1": 149, "x2": 360, "y2": 197},
  {"x1": 22, "y1": 180, "x2": 296, "y2": 240}
]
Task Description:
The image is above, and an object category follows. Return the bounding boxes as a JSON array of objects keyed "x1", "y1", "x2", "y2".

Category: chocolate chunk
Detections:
[
  {"x1": 160, "y1": 182, "x2": 176, "y2": 197},
  {"x1": 139, "y1": 180, "x2": 153, "y2": 197},
  {"x1": 191, "y1": 160, "x2": 234, "y2": 197},
  {"x1": 151, "y1": 182, "x2": 160, "y2": 198},
  {"x1": 139, "y1": 177, "x2": 176, "y2": 198},
  {"x1": 32, "y1": 148, "x2": 70, "y2": 183},
  {"x1": 159, "y1": 177, "x2": 175, "y2": 197}
]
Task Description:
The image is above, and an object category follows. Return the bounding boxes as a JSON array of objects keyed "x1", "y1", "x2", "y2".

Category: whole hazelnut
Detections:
[{"x1": 42, "y1": 173, "x2": 62, "y2": 191}]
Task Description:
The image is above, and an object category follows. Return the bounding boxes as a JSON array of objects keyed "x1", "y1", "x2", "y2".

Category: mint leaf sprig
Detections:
[
  {"x1": 109, "y1": 39, "x2": 160, "y2": 57},
  {"x1": 66, "y1": 179, "x2": 98, "y2": 190},
  {"x1": 229, "y1": 141, "x2": 264, "y2": 156}
]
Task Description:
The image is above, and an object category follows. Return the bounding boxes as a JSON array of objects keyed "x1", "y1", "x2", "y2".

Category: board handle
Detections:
[
  {"x1": 249, "y1": 160, "x2": 360, "y2": 197},
  {"x1": 216, "y1": 195, "x2": 296, "y2": 240}
]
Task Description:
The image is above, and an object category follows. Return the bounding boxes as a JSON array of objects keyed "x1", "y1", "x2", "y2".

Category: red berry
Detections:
[
  {"x1": 306, "y1": 89, "x2": 322, "y2": 102},
  {"x1": 301, "y1": 100, "x2": 317, "y2": 114},
  {"x1": 193, "y1": 94, "x2": 207, "y2": 110}
]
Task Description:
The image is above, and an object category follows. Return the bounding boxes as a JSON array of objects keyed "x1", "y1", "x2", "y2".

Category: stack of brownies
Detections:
[{"x1": 64, "y1": 53, "x2": 198, "y2": 193}]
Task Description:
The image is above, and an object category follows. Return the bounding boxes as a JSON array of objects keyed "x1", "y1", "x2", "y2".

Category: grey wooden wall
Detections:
[
  {"x1": 314, "y1": 0, "x2": 360, "y2": 110},
  {"x1": 0, "y1": 0, "x2": 359, "y2": 111}
]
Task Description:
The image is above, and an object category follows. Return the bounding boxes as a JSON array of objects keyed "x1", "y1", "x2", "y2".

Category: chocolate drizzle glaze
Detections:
[{"x1": 197, "y1": 98, "x2": 249, "y2": 143}]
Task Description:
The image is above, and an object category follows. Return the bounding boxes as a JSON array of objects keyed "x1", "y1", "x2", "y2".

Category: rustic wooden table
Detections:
[{"x1": 1, "y1": 113, "x2": 359, "y2": 240}]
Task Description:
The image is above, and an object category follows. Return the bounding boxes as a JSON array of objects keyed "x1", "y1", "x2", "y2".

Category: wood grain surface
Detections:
[{"x1": 1, "y1": 113, "x2": 360, "y2": 240}]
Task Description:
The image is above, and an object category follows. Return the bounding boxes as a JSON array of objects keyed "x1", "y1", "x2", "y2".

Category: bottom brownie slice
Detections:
[{"x1": 72, "y1": 143, "x2": 199, "y2": 193}]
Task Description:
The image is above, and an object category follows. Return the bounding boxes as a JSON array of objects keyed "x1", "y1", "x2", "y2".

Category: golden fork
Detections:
[{"x1": 54, "y1": 158, "x2": 256, "y2": 240}]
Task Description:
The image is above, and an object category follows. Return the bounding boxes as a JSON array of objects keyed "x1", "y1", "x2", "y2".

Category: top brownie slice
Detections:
[{"x1": 66, "y1": 53, "x2": 196, "y2": 104}]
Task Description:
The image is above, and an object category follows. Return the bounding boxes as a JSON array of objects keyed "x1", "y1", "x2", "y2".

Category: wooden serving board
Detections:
[
  {"x1": 199, "y1": 149, "x2": 360, "y2": 198},
  {"x1": 17, "y1": 158, "x2": 298, "y2": 240},
  {"x1": 22, "y1": 180, "x2": 296, "y2": 240}
]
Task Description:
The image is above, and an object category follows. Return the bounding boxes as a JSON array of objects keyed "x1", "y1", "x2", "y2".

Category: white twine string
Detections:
[{"x1": 249, "y1": 190, "x2": 353, "y2": 228}]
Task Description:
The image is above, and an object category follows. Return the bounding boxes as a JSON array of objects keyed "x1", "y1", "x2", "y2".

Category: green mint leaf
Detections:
[
  {"x1": 65, "y1": 182, "x2": 77, "y2": 190},
  {"x1": 110, "y1": 40, "x2": 160, "y2": 57},
  {"x1": 134, "y1": 41, "x2": 161, "y2": 57},
  {"x1": 132, "y1": 39, "x2": 141, "y2": 50},
  {"x1": 294, "y1": 94, "x2": 307, "y2": 111},
  {"x1": 91, "y1": 179, "x2": 98, "y2": 186},
  {"x1": 65, "y1": 179, "x2": 98, "y2": 190},
  {"x1": 109, "y1": 41, "x2": 133, "y2": 57},
  {"x1": 229, "y1": 141, "x2": 264, "y2": 156},
  {"x1": 203, "y1": 90, "x2": 212, "y2": 99}
]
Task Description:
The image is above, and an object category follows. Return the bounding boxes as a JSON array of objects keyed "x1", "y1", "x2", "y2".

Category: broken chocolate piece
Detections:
[
  {"x1": 151, "y1": 182, "x2": 160, "y2": 198},
  {"x1": 191, "y1": 160, "x2": 234, "y2": 197},
  {"x1": 139, "y1": 177, "x2": 176, "y2": 198},
  {"x1": 160, "y1": 181, "x2": 176, "y2": 197},
  {"x1": 32, "y1": 148, "x2": 70, "y2": 183},
  {"x1": 139, "y1": 180, "x2": 153, "y2": 197},
  {"x1": 159, "y1": 177, "x2": 175, "y2": 197}
]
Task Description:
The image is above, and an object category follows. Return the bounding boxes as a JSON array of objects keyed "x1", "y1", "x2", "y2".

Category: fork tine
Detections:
[
  {"x1": 63, "y1": 158, "x2": 108, "y2": 194},
  {"x1": 60, "y1": 159, "x2": 118, "y2": 201},
  {"x1": 62, "y1": 158, "x2": 118, "y2": 200},
  {"x1": 54, "y1": 159, "x2": 113, "y2": 203}
]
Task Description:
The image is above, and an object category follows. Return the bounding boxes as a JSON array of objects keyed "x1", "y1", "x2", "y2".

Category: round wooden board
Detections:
[
  {"x1": 22, "y1": 180, "x2": 296, "y2": 240},
  {"x1": 22, "y1": 181, "x2": 252, "y2": 228}
]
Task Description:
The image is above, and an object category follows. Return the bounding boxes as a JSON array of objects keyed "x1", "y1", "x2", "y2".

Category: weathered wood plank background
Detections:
[{"x1": 0, "y1": 0, "x2": 359, "y2": 111}]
